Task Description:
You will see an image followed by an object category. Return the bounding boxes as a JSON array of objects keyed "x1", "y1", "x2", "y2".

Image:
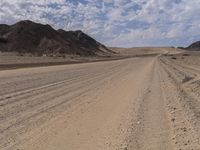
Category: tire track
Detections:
[
  {"x1": 159, "y1": 56, "x2": 200, "y2": 149},
  {"x1": 0, "y1": 58, "x2": 134, "y2": 149},
  {"x1": 127, "y1": 58, "x2": 174, "y2": 150}
]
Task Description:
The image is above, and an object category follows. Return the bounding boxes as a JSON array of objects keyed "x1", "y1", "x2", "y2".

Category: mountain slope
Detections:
[
  {"x1": 58, "y1": 29, "x2": 114, "y2": 55},
  {"x1": 0, "y1": 20, "x2": 112, "y2": 56},
  {"x1": 186, "y1": 41, "x2": 200, "y2": 50}
]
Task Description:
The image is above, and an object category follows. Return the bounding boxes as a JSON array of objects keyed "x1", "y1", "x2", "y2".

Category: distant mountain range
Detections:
[
  {"x1": 0, "y1": 20, "x2": 113, "y2": 56},
  {"x1": 177, "y1": 41, "x2": 200, "y2": 50},
  {"x1": 186, "y1": 41, "x2": 200, "y2": 50}
]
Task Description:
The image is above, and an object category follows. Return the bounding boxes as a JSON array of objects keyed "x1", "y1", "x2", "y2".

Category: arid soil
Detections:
[
  {"x1": 0, "y1": 52, "x2": 111, "y2": 65},
  {"x1": 1, "y1": 52, "x2": 200, "y2": 150},
  {"x1": 110, "y1": 47, "x2": 182, "y2": 56},
  {"x1": 0, "y1": 52, "x2": 122, "y2": 70}
]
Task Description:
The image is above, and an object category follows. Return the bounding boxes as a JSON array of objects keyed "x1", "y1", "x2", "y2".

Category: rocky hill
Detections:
[
  {"x1": 186, "y1": 41, "x2": 200, "y2": 50},
  {"x1": 0, "y1": 20, "x2": 113, "y2": 56}
]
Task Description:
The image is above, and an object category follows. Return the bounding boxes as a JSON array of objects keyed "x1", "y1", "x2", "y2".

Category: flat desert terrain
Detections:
[{"x1": 1, "y1": 49, "x2": 200, "y2": 150}]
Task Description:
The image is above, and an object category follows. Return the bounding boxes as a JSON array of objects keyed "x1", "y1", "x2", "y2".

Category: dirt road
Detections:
[{"x1": 0, "y1": 56, "x2": 200, "y2": 150}]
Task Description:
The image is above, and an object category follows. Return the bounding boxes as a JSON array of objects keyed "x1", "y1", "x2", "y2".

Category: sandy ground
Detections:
[
  {"x1": 0, "y1": 47, "x2": 180, "y2": 66},
  {"x1": 0, "y1": 51, "x2": 200, "y2": 150},
  {"x1": 0, "y1": 52, "x2": 121, "y2": 66},
  {"x1": 110, "y1": 47, "x2": 182, "y2": 56},
  {"x1": 0, "y1": 52, "x2": 76, "y2": 64}
]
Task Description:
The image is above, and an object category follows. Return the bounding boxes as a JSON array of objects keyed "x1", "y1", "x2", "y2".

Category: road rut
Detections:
[{"x1": 1, "y1": 56, "x2": 200, "y2": 150}]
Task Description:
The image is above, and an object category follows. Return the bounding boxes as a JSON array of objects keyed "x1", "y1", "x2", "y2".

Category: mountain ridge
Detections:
[
  {"x1": 0, "y1": 20, "x2": 113, "y2": 56},
  {"x1": 186, "y1": 41, "x2": 200, "y2": 50}
]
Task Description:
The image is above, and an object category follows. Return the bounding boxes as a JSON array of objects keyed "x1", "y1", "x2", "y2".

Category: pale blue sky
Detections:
[{"x1": 0, "y1": 0, "x2": 200, "y2": 47}]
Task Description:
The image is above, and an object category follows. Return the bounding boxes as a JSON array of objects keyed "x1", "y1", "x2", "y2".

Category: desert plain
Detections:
[{"x1": 0, "y1": 47, "x2": 200, "y2": 150}]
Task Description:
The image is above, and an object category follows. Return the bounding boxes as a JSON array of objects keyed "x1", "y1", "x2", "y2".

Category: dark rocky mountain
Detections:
[
  {"x1": 186, "y1": 41, "x2": 200, "y2": 50},
  {"x1": 57, "y1": 29, "x2": 114, "y2": 55},
  {"x1": 0, "y1": 20, "x2": 113, "y2": 56}
]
